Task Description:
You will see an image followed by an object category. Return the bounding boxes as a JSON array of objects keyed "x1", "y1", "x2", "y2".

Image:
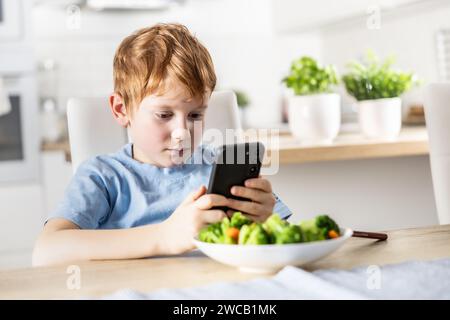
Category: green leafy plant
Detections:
[
  {"x1": 234, "y1": 90, "x2": 250, "y2": 109},
  {"x1": 282, "y1": 56, "x2": 338, "y2": 95},
  {"x1": 342, "y1": 51, "x2": 419, "y2": 101}
]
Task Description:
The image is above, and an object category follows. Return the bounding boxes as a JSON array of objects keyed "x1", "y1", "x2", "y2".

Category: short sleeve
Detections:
[
  {"x1": 273, "y1": 193, "x2": 293, "y2": 220},
  {"x1": 47, "y1": 159, "x2": 112, "y2": 229}
]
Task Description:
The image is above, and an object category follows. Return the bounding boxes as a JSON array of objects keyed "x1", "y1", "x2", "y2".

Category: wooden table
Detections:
[{"x1": 1, "y1": 224, "x2": 449, "y2": 299}]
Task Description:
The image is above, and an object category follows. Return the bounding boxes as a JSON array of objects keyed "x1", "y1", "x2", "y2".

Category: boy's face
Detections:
[{"x1": 126, "y1": 81, "x2": 209, "y2": 168}]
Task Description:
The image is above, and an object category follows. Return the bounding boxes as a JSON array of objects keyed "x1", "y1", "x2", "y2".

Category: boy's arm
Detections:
[
  {"x1": 33, "y1": 186, "x2": 228, "y2": 267},
  {"x1": 32, "y1": 218, "x2": 168, "y2": 267}
]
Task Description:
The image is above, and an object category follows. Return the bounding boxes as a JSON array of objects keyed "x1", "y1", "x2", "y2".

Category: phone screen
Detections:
[{"x1": 207, "y1": 142, "x2": 265, "y2": 211}]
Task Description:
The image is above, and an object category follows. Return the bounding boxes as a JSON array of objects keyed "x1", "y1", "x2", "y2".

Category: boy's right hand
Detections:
[{"x1": 161, "y1": 185, "x2": 228, "y2": 254}]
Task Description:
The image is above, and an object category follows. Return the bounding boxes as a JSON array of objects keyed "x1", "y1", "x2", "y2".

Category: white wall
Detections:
[
  {"x1": 269, "y1": 156, "x2": 439, "y2": 231},
  {"x1": 31, "y1": 0, "x2": 322, "y2": 127},
  {"x1": 319, "y1": 2, "x2": 450, "y2": 113}
]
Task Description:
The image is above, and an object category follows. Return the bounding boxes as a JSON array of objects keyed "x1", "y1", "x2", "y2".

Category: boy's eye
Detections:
[
  {"x1": 155, "y1": 112, "x2": 173, "y2": 120},
  {"x1": 189, "y1": 113, "x2": 204, "y2": 120}
]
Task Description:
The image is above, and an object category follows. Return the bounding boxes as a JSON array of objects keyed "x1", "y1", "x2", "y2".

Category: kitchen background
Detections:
[{"x1": 1, "y1": 0, "x2": 450, "y2": 269}]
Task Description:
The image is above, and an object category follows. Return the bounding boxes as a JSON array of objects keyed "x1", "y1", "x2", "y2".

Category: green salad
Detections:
[{"x1": 198, "y1": 212, "x2": 341, "y2": 245}]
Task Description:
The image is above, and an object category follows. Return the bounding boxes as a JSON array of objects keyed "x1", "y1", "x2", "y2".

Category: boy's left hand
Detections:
[{"x1": 226, "y1": 176, "x2": 276, "y2": 223}]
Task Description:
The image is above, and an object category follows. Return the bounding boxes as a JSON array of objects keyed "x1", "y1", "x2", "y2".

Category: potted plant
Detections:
[
  {"x1": 234, "y1": 89, "x2": 250, "y2": 129},
  {"x1": 282, "y1": 56, "x2": 340, "y2": 145},
  {"x1": 342, "y1": 51, "x2": 418, "y2": 139}
]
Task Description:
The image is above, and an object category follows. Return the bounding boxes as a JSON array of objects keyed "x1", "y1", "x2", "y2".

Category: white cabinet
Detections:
[
  {"x1": 0, "y1": 150, "x2": 72, "y2": 269},
  {"x1": 0, "y1": 183, "x2": 43, "y2": 268},
  {"x1": 0, "y1": 0, "x2": 33, "y2": 44},
  {"x1": 272, "y1": 0, "x2": 440, "y2": 33},
  {"x1": 0, "y1": 0, "x2": 22, "y2": 41}
]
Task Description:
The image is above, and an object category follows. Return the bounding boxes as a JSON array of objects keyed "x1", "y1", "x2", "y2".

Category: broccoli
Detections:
[
  {"x1": 198, "y1": 212, "x2": 340, "y2": 245},
  {"x1": 263, "y1": 214, "x2": 302, "y2": 244},
  {"x1": 198, "y1": 222, "x2": 223, "y2": 243},
  {"x1": 243, "y1": 223, "x2": 270, "y2": 245},
  {"x1": 299, "y1": 219, "x2": 325, "y2": 242},
  {"x1": 219, "y1": 216, "x2": 238, "y2": 244},
  {"x1": 220, "y1": 213, "x2": 251, "y2": 244},
  {"x1": 198, "y1": 213, "x2": 251, "y2": 244},
  {"x1": 274, "y1": 224, "x2": 303, "y2": 244},
  {"x1": 262, "y1": 214, "x2": 288, "y2": 234},
  {"x1": 316, "y1": 215, "x2": 340, "y2": 239},
  {"x1": 220, "y1": 217, "x2": 230, "y2": 234},
  {"x1": 238, "y1": 224, "x2": 251, "y2": 244},
  {"x1": 299, "y1": 215, "x2": 340, "y2": 242},
  {"x1": 229, "y1": 211, "x2": 251, "y2": 229}
]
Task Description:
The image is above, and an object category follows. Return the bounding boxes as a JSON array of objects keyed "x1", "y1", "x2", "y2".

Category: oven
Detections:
[{"x1": 0, "y1": 73, "x2": 40, "y2": 183}]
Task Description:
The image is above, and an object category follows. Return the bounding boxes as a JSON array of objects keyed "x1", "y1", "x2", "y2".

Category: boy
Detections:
[{"x1": 32, "y1": 23, "x2": 291, "y2": 266}]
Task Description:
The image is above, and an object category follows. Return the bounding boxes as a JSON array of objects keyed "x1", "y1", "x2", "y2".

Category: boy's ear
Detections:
[{"x1": 109, "y1": 93, "x2": 130, "y2": 127}]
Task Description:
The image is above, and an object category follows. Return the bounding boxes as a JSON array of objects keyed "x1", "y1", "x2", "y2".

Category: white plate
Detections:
[{"x1": 193, "y1": 228, "x2": 353, "y2": 274}]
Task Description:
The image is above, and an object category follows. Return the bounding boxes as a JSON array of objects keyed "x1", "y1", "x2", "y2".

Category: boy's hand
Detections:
[
  {"x1": 162, "y1": 185, "x2": 227, "y2": 255},
  {"x1": 226, "y1": 176, "x2": 276, "y2": 223}
]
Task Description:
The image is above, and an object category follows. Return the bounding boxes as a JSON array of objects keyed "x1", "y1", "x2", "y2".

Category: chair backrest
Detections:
[
  {"x1": 67, "y1": 97, "x2": 128, "y2": 172},
  {"x1": 424, "y1": 83, "x2": 450, "y2": 224},
  {"x1": 67, "y1": 90, "x2": 241, "y2": 172},
  {"x1": 204, "y1": 90, "x2": 242, "y2": 146}
]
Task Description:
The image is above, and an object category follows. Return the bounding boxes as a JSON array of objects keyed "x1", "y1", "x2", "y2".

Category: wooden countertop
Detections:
[
  {"x1": 41, "y1": 126, "x2": 429, "y2": 165},
  {"x1": 0, "y1": 223, "x2": 449, "y2": 299},
  {"x1": 264, "y1": 126, "x2": 428, "y2": 165}
]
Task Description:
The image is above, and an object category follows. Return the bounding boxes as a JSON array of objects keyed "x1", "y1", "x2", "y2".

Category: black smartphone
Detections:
[{"x1": 207, "y1": 142, "x2": 265, "y2": 212}]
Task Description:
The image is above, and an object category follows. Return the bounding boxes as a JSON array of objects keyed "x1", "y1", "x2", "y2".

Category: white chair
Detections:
[
  {"x1": 67, "y1": 97, "x2": 128, "y2": 173},
  {"x1": 424, "y1": 83, "x2": 450, "y2": 224},
  {"x1": 204, "y1": 90, "x2": 241, "y2": 133},
  {"x1": 67, "y1": 90, "x2": 242, "y2": 172}
]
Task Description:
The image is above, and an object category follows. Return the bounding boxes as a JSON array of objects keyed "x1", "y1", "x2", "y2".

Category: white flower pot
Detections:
[
  {"x1": 358, "y1": 97, "x2": 402, "y2": 139},
  {"x1": 239, "y1": 107, "x2": 247, "y2": 129},
  {"x1": 287, "y1": 93, "x2": 341, "y2": 145}
]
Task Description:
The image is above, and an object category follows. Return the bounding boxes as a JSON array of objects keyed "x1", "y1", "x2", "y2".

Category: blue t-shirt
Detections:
[{"x1": 49, "y1": 143, "x2": 292, "y2": 229}]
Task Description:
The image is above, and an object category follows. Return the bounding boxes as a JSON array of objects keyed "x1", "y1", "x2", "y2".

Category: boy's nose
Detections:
[
  {"x1": 171, "y1": 127, "x2": 191, "y2": 141},
  {"x1": 174, "y1": 116, "x2": 189, "y2": 130}
]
